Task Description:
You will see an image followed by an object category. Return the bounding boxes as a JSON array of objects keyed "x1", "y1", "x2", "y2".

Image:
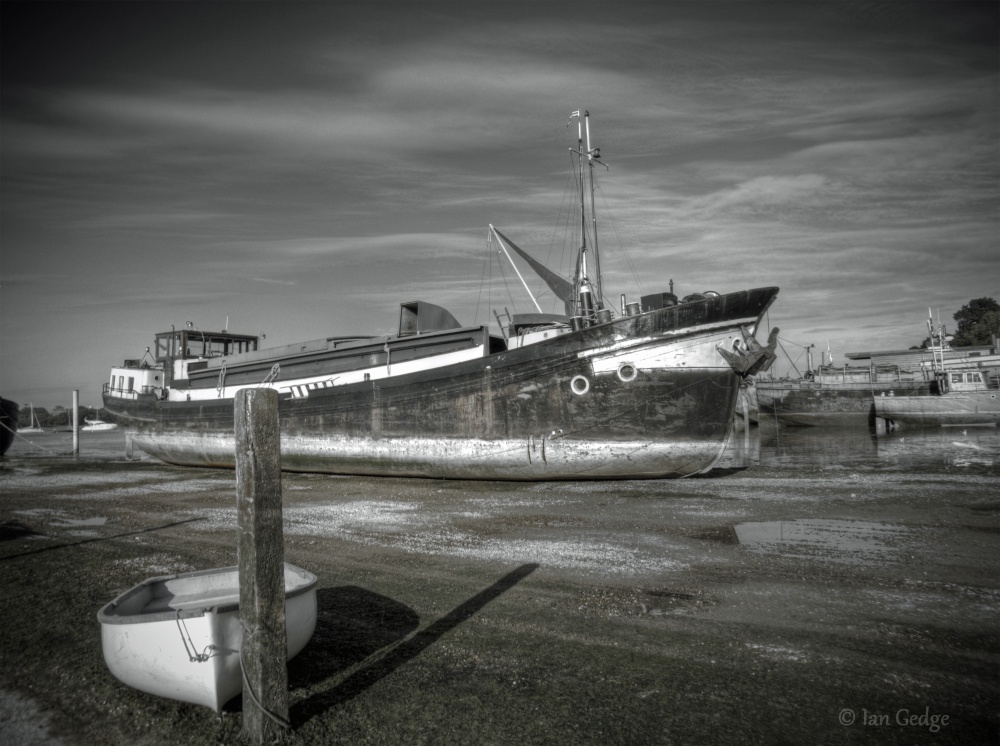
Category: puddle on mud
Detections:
[{"x1": 734, "y1": 519, "x2": 909, "y2": 564}]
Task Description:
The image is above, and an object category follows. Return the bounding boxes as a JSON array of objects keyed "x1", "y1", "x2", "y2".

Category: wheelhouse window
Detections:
[{"x1": 154, "y1": 330, "x2": 260, "y2": 362}]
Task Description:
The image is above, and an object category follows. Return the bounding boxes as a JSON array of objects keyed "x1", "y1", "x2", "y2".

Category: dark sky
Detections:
[{"x1": 2, "y1": 1, "x2": 997, "y2": 406}]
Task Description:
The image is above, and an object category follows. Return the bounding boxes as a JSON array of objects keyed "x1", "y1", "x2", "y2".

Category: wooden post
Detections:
[
  {"x1": 235, "y1": 389, "x2": 289, "y2": 742},
  {"x1": 71, "y1": 390, "x2": 79, "y2": 457}
]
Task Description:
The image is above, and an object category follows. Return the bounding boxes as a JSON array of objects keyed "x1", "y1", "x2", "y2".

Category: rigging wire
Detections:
[
  {"x1": 0, "y1": 421, "x2": 62, "y2": 456},
  {"x1": 491, "y1": 237, "x2": 521, "y2": 315},
  {"x1": 475, "y1": 232, "x2": 521, "y2": 330},
  {"x1": 472, "y1": 242, "x2": 491, "y2": 325},
  {"x1": 592, "y1": 169, "x2": 645, "y2": 302},
  {"x1": 474, "y1": 135, "x2": 650, "y2": 320},
  {"x1": 537, "y1": 155, "x2": 584, "y2": 314}
]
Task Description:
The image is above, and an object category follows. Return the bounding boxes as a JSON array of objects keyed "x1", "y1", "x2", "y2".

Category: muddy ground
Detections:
[{"x1": 0, "y1": 428, "x2": 997, "y2": 744}]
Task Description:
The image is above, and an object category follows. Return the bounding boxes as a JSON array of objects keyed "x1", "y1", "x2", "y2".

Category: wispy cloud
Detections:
[{"x1": 1, "y1": 1, "x2": 996, "y2": 405}]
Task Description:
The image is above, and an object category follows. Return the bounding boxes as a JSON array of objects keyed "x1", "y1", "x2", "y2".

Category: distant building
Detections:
[{"x1": 843, "y1": 336, "x2": 999, "y2": 380}]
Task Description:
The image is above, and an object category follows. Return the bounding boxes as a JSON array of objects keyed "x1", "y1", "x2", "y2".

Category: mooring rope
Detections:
[
  {"x1": 0, "y1": 421, "x2": 64, "y2": 456},
  {"x1": 239, "y1": 636, "x2": 291, "y2": 732},
  {"x1": 217, "y1": 362, "x2": 227, "y2": 398}
]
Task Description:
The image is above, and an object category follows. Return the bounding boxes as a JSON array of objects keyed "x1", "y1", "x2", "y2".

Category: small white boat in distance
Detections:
[
  {"x1": 19, "y1": 403, "x2": 44, "y2": 434},
  {"x1": 97, "y1": 563, "x2": 318, "y2": 712},
  {"x1": 82, "y1": 418, "x2": 117, "y2": 431}
]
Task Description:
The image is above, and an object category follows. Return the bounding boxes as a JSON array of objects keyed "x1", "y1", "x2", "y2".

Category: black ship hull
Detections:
[{"x1": 0, "y1": 398, "x2": 19, "y2": 456}]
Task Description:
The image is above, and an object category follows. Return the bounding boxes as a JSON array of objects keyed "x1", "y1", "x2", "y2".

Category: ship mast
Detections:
[
  {"x1": 572, "y1": 112, "x2": 587, "y2": 315},
  {"x1": 570, "y1": 110, "x2": 603, "y2": 318},
  {"x1": 585, "y1": 112, "x2": 602, "y2": 309}
]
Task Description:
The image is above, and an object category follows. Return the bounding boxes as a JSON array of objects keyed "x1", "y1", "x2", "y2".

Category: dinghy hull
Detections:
[{"x1": 97, "y1": 563, "x2": 317, "y2": 712}]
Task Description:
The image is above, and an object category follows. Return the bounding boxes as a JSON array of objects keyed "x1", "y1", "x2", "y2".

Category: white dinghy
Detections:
[{"x1": 97, "y1": 563, "x2": 317, "y2": 712}]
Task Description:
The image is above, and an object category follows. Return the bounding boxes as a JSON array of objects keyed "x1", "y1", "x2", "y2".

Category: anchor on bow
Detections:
[{"x1": 718, "y1": 326, "x2": 779, "y2": 378}]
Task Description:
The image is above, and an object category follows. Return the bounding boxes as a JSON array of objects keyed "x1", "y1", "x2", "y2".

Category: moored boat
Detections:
[
  {"x1": 19, "y1": 403, "x2": 45, "y2": 434},
  {"x1": 875, "y1": 369, "x2": 1000, "y2": 429},
  {"x1": 756, "y1": 368, "x2": 934, "y2": 427},
  {"x1": 82, "y1": 417, "x2": 118, "y2": 432},
  {"x1": 97, "y1": 563, "x2": 318, "y2": 712},
  {"x1": 756, "y1": 331, "x2": 999, "y2": 428},
  {"x1": 102, "y1": 113, "x2": 779, "y2": 479},
  {"x1": 874, "y1": 315, "x2": 1000, "y2": 429}
]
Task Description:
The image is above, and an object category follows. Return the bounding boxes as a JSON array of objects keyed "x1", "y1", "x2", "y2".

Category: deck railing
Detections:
[{"x1": 103, "y1": 383, "x2": 160, "y2": 399}]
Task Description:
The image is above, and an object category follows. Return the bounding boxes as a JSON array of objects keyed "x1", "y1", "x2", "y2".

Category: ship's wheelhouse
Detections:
[{"x1": 153, "y1": 329, "x2": 260, "y2": 363}]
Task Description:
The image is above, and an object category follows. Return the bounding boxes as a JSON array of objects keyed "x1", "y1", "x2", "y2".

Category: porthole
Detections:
[
  {"x1": 570, "y1": 375, "x2": 590, "y2": 396},
  {"x1": 617, "y1": 363, "x2": 638, "y2": 382}
]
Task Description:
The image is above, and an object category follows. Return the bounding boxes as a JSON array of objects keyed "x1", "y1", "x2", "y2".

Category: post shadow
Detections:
[
  {"x1": 290, "y1": 562, "x2": 539, "y2": 727},
  {"x1": 287, "y1": 585, "x2": 421, "y2": 691}
]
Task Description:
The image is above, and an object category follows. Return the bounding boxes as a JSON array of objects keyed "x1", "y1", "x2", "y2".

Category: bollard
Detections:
[
  {"x1": 72, "y1": 390, "x2": 79, "y2": 457},
  {"x1": 235, "y1": 388, "x2": 289, "y2": 743}
]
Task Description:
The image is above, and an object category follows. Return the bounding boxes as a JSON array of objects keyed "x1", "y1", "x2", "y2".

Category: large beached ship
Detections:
[{"x1": 103, "y1": 114, "x2": 779, "y2": 479}]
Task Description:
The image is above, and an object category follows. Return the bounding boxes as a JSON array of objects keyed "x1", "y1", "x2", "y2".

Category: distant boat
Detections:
[
  {"x1": 19, "y1": 403, "x2": 45, "y2": 434},
  {"x1": 756, "y1": 330, "x2": 999, "y2": 428},
  {"x1": 97, "y1": 563, "x2": 318, "y2": 713},
  {"x1": 82, "y1": 418, "x2": 117, "y2": 432},
  {"x1": 102, "y1": 113, "x2": 780, "y2": 480},
  {"x1": 874, "y1": 315, "x2": 1000, "y2": 429},
  {"x1": 875, "y1": 368, "x2": 1000, "y2": 429},
  {"x1": 0, "y1": 398, "x2": 19, "y2": 455},
  {"x1": 756, "y1": 365, "x2": 933, "y2": 428}
]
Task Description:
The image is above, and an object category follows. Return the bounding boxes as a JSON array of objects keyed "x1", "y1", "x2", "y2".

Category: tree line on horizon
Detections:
[{"x1": 913, "y1": 297, "x2": 1000, "y2": 349}]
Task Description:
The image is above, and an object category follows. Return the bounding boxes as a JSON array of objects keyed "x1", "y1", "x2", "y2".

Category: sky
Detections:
[{"x1": 2, "y1": 1, "x2": 998, "y2": 409}]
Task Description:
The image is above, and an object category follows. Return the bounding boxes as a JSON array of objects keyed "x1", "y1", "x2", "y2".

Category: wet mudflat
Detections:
[{"x1": 0, "y1": 425, "x2": 997, "y2": 745}]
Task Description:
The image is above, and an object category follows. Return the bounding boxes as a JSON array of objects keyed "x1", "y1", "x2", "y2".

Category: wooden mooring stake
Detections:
[
  {"x1": 235, "y1": 388, "x2": 289, "y2": 742},
  {"x1": 72, "y1": 389, "x2": 79, "y2": 457}
]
